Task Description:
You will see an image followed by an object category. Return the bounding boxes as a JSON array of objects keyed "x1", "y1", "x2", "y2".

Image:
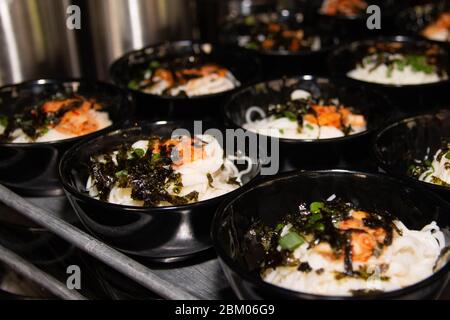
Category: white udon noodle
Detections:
[
  {"x1": 263, "y1": 218, "x2": 447, "y2": 296},
  {"x1": 347, "y1": 54, "x2": 447, "y2": 85},
  {"x1": 243, "y1": 89, "x2": 366, "y2": 140},
  {"x1": 0, "y1": 109, "x2": 111, "y2": 143},
  {"x1": 419, "y1": 148, "x2": 450, "y2": 185},
  {"x1": 86, "y1": 134, "x2": 252, "y2": 206},
  {"x1": 144, "y1": 72, "x2": 240, "y2": 97}
]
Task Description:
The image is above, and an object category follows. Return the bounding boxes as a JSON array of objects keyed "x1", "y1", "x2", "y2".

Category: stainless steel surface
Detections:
[
  {"x1": 0, "y1": 0, "x2": 81, "y2": 86},
  {"x1": 1, "y1": 185, "x2": 450, "y2": 300},
  {"x1": 86, "y1": 0, "x2": 197, "y2": 80},
  {"x1": 0, "y1": 184, "x2": 198, "y2": 300},
  {"x1": 0, "y1": 243, "x2": 87, "y2": 300}
]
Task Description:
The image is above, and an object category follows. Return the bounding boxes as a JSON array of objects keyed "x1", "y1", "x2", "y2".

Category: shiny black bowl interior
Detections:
[
  {"x1": 223, "y1": 75, "x2": 395, "y2": 172},
  {"x1": 329, "y1": 36, "x2": 450, "y2": 111},
  {"x1": 0, "y1": 79, "x2": 133, "y2": 196},
  {"x1": 374, "y1": 109, "x2": 450, "y2": 202},
  {"x1": 110, "y1": 40, "x2": 261, "y2": 121},
  {"x1": 60, "y1": 120, "x2": 260, "y2": 262},
  {"x1": 212, "y1": 170, "x2": 450, "y2": 299},
  {"x1": 220, "y1": 11, "x2": 340, "y2": 78}
]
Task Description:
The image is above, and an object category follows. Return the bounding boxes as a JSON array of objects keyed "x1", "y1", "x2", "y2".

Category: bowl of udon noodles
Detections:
[
  {"x1": 110, "y1": 40, "x2": 261, "y2": 121},
  {"x1": 329, "y1": 36, "x2": 450, "y2": 111},
  {"x1": 374, "y1": 109, "x2": 450, "y2": 203},
  {"x1": 212, "y1": 170, "x2": 450, "y2": 299},
  {"x1": 59, "y1": 120, "x2": 260, "y2": 262},
  {"x1": 398, "y1": 1, "x2": 450, "y2": 46},
  {"x1": 295, "y1": 0, "x2": 401, "y2": 41},
  {"x1": 0, "y1": 79, "x2": 133, "y2": 196},
  {"x1": 219, "y1": 10, "x2": 340, "y2": 78},
  {"x1": 223, "y1": 75, "x2": 395, "y2": 172}
]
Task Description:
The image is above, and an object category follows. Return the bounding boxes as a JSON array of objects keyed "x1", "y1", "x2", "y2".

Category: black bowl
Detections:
[
  {"x1": 223, "y1": 75, "x2": 395, "y2": 172},
  {"x1": 110, "y1": 40, "x2": 261, "y2": 121},
  {"x1": 398, "y1": 1, "x2": 450, "y2": 47},
  {"x1": 0, "y1": 79, "x2": 134, "y2": 196},
  {"x1": 60, "y1": 120, "x2": 260, "y2": 262},
  {"x1": 212, "y1": 169, "x2": 450, "y2": 300},
  {"x1": 297, "y1": 0, "x2": 401, "y2": 41},
  {"x1": 219, "y1": 11, "x2": 340, "y2": 78},
  {"x1": 329, "y1": 36, "x2": 450, "y2": 112},
  {"x1": 374, "y1": 109, "x2": 450, "y2": 202}
]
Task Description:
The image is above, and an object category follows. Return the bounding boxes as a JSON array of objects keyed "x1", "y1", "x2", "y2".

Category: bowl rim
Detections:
[
  {"x1": 222, "y1": 74, "x2": 395, "y2": 144},
  {"x1": 329, "y1": 35, "x2": 450, "y2": 89},
  {"x1": 373, "y1": 110, "x2": 450, "y2": 194},
  {"x1": 59, "y1": 120, "x2": 262, "y2": 213},
  {"x1": 109, "y1": 39, "x2": 261, "y2": 101},
  {"x1": 0, "y1": 77, "x2": 134, "y2": 148},
  {"x1": 211, "y1": 169, "x2": 450, "y2": 300}
]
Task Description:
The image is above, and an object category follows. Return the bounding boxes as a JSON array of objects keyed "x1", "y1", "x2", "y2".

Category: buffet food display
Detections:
[{"x1": 1, "y1": 2, "x2": 450, "y2": 301}]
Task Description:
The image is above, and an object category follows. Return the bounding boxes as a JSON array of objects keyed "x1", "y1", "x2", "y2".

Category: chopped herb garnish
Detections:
[
  {"x1": 149, "y1": 61, "x2": 161, "y2": 69},
  {"x1": 275, "y1": 224, "x2": 284, "y2": 232},
  {"x1": 310, "y1": 201, "x2": 324, "y2": 214},
  {"x1": 284, "y1": 111, "x2": 297, "y2": 122},
  {"x1": 279, "y1": 231, "x2": 304, "y2": 251},
  {"x1": 133, "y1": 148, "x2": 146, "y2": 158},
  {"x1": 0, "y1": 115, "x2": 8, "y2": 127},
  {"x1": 115, "y1": 170, "x2": 128, "y2": 178}
]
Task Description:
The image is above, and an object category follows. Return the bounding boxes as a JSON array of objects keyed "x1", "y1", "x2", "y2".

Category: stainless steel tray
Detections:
[{"x1": 0, "y1": 185, "x2": 449, "y2": 300}]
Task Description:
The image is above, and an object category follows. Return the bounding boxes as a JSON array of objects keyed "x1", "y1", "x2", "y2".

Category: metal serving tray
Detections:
[{"x1": 0, "y1": 186, "x2": 449, "y2": 300}]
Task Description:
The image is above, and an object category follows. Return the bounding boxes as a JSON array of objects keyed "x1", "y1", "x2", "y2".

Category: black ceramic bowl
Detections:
[
  {"x1": 223, "y1": 75, "x2": 395, "y2": 172},
  {"x1": 212, "y1": 170, "x2": 450, "y2": 300},
  {"x1": 110, "y1": 40, "x2": 261, "y2": 121},
  {"x1": 0, "y1": 79, "x2": 134, "y2": 196},
  {"x1": 398, "y1": 1, "x2": 450, "y2": 46},
  {"x1": 374, "y1": 109, "x2": 450, "y2": 202},
  {"x1": 220, "y1": 11, "x2": 340, "y2": 78},
  {"x1": 329, "y1": 36, "x2": 450, "y2": 112},
  {"x1": 60, "y1": 120, "x2": 260, "y2": 262},
  {"x1": 297, "y1": 0, "x2": 401, "y2": 41}
]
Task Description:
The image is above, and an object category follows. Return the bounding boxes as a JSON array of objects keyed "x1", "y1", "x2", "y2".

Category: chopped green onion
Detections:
[
  {"x1": 149, "y1": 61, "x2": 161, "y2": 69},
  {"x1": 0, "y1": 115, "x2": 8, "y2": 127},
  {"x1": 310, "y1": 201, "x2": 324, "y2": 214},
  {"x1": 133, "y1": 148, "x2": 146, "y2": 158},
  {"x1": 314, "y1": 223, "x2": 325, "y2": 232},
  {"x1": 424, "y1": 159, "x2": 432, "y2": 167},
  {"x1": 306, "y1": 124, "x2": 314, "y2": 130},
  {"x1": 244, "y1": 15, "x2": 256, "y2": 26},
  {"x1": 284, "y1": 111, "x2": 297, "y2": 122},
  {"x1": 128, "y1": 80, "x2": 139, "y2": 90},
  {"x1": 115, "y1": 170, "x2": 128, "y2": 178},
  {"x1": 445, "y1": 152, "x2": 450, "y2": 160},
  {"x1": 245, "y1": 42, "x2": 259, "y2": 50},
  {"x1": 279, "y1": 231, "x2": 304, "y2": 251},
  {"x1": 40, "y1": 127, "x2": 50, "y2": 135},
  {"x1": 275, "y1": 224, "x2": 284, "y2": 232},
  {"x1": 308, "y1": 213, "x2": 323, "y2": 224},
  {"x1": 151, "y1": 153, "x2": 160, "y2": 161},
  {"x1": 279, "y1": 129, "x2": 285, "y2": 134}
]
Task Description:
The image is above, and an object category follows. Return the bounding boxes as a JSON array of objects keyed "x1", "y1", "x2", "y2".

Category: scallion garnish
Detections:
[
  {"x1": 279, "y1": 231, "x2": 304, "y2": 251},
  {"x1": 310, "y1": 201, "x2": 324, "y2": 214}
]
